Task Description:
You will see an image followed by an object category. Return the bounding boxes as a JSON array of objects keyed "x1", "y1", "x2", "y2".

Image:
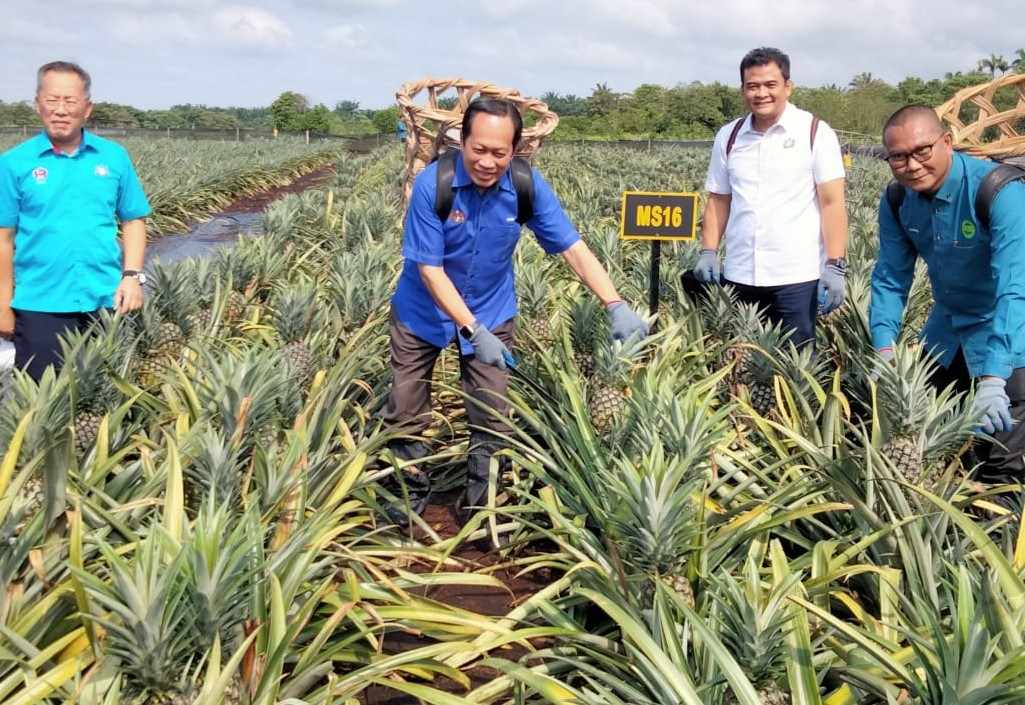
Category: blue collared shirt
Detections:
[
  {"x1": 870, "y1": 151, "x2": 1025, "y2": 378},
  {"x1": 0, "y1": 130, "x2": 151, "y2": 313},
  {"x1": 393, "y1": 154, "x2": 580, "y2": 354}
]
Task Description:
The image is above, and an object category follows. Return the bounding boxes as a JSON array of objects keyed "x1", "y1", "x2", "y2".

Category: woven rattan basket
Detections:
[
  {"x1": 936, "y1": 72, "x2": 1025, "y2": 159},
  {"x1": 395, "y1": 78, "x2": 559, "y2": 203}
]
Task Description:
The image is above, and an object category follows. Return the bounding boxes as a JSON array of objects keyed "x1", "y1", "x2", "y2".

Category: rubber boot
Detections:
[{"x1": 457, "y1": 435, "x2": 509, "y2": 525}]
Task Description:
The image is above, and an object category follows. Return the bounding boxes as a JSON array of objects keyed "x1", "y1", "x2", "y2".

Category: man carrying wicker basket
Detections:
[
  {"x1": 380, "y1": 97, "x2": 647, "y2": 524},
  {"x1": 871, "y1": 104, "x2": 1025, "y2": 483}
]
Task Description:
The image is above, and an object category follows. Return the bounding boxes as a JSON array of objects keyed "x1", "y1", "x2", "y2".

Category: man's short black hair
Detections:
[
  {"x1": 882, "y1": 104, "x2": 945, "y2": 142},
  {"x1": 740, "y1": 47, "x2": 791, "y2": 82},
  {"x1": 461, "y1": 97, "x2": 523, "y2": 149}
]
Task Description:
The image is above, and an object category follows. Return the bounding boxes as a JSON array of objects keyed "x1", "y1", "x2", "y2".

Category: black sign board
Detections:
[{"x1": 619, "y1": 191, "x2": 700, "y2": 241}]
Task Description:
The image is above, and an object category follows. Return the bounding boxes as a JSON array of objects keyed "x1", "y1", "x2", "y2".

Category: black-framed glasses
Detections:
[{"x1": 883, "y1": 134, "x2": 945, "y2": 169}]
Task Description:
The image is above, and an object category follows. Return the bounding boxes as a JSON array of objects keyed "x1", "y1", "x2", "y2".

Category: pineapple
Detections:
[
  {"x1": 714, "y1": 563, "x2": 793, "y2": 705},
  {"x1": 588, "y1": 335, "x2": 647, "y2": 435},
  {"x1": 518, "y1": 262, "x2": 556, "y2": 348},
  {"x1": 872, "y1": 346, "x2": 975, "y2": 494},
  {"x1": 61, "y1": 316, "x2": 128, "y2": 456},
  {"x1": 273, "y1": 287, "x2": 318, "y2": 388},
  {"x1": 662, "y1": 573, "x2": 696, "y2": 609},
  {"x1": 134, "y1": 307, "x2": 184, "y2": 386}
]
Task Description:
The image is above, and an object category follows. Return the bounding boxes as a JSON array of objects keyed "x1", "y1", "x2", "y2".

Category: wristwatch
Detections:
[
  {"x1": 123, "y1": 269, "x2": 147, "y2": 285},
  {"x1": 825, "y1": 257, "x2": 848, "y2": 271},
  {"x1": 459, "y1": 321, "x2": 478, "y2": 340}
]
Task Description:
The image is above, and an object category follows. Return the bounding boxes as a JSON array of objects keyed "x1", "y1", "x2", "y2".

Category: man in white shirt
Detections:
[{"x1": 693, "y1": 47, "x2": 848, "y2": 347}]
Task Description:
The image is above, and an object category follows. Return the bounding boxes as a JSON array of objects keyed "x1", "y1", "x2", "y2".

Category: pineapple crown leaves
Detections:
[
  {"x1": 0, "y1": 366, "x2": 73, "y2": 463},
  {"x1": 602, "y1": 443, "x2": 704, "y2": 577},
  {"x1": 75, "y1": 529, "x2": 198, "y2": 694},
  {"x1": 184, "y1": 428, "x2": 246, "y2": 508},
  {"x1": 58, "y1": 316, "x2": 133, "y2": 415},
  {"x1": 710, "y1": 562, "x2": 799, "y2": 686},
  {"x1": 271, "y1": 285, "x2": 319, "y2": 344}
]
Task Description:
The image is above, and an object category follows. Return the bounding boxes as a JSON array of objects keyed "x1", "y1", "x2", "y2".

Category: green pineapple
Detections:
[
  {"x1": 518, "y1": 262, "x2": 556, "y2": 348},
  {"x1": 134, "y1": 307, "x2": 184, "y2": 386},
  {"x1": 569, "y1": 296, "x2": 603, "y2": 378},
  {"x1": 714, "y1": 562, "x2": 794, "y2": 705},
  {"x1": 724, "y1": 303, "x2": 764, "y2": 390},
  {"x1": 588, "y1": 335, "x2": 646, "y2": 434},
  {"x1": 273, "y1": 287, "x2": 318, "y2": 388}
]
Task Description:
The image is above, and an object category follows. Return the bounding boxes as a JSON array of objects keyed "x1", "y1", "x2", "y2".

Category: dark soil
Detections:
[
  {"x1": 361, "y1": 491, "x2": 558, "y2": 705},
  {"x1": 226, "y1": 164, "x2": 337, "y2": 213}
]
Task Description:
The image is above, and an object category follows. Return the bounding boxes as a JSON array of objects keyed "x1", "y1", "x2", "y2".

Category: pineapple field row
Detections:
[{"x1": 1, "y1": 142, "x2": 1024, "y2": 705}]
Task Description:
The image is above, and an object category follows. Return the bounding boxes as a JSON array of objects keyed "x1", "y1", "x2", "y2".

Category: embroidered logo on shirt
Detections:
[
  {"x1": 783, "y1": 137, "x2": 796, "y2": 149},
  {"x1": 32, "y1": 167, "x2": 48, "y2": 184},
  {"x1": 448, "y1": 209, "x2": 466, "y2": 224},
  {"x1": 961, "y1": 220, "x2": 976, "y2": 239},
  {"x1": 94, "y1": 164, "x2": 109, "y2": 177}
]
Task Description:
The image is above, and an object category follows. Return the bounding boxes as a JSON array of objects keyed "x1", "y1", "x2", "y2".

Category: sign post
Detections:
[{"x1": 619, "y1": 191, "x2": 700, "y2": 318}]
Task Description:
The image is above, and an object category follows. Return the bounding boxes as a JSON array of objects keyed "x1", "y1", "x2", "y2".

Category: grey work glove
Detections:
[
  {"x1": 693, "y1": 248, "x2": 720, "y2": 284},
  {"x1": 973, "y1": 377, "x2": 1013, "y2": 435},
  {"x1": 470, "y1": 323, "x2": 511, "y2": 370},
  {"x1": 818, "y1": 261, "x2": 846, "y2": 314},
  {"x1": 607, "y1": 301, "x2": 649, "y2": 342},
  {"x1": 869, "y1": 346, "x2": 895, "y2": 382}
]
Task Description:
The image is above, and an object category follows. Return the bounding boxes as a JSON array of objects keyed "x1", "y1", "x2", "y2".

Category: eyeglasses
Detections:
[
  {"x1": 41, "y1": 97, "x2": 82, "y2": 110},
  {"x1": 883, "y1": 134, "x2": 945, "y2": 169}
]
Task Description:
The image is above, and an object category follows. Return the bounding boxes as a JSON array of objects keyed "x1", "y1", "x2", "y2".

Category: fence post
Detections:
[
  {"x1": 236, "y1": 127, "x2": 240, "y2": 142},
  {"x1": 305, "y1": 129, "x2": 310, "y2": 145}
]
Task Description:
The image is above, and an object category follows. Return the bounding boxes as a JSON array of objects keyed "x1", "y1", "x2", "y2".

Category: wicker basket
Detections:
[
  {"x1": 936, "y1": 72, "x2": 1025, "y2": 158},
  {"x1": 395, "y1": 78, "x2": 559, "y2": 203}
]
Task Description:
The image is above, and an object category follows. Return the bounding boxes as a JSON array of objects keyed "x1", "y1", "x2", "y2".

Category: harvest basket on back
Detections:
[
  {"x1": 395, "y1": 78, "x2": 559, "y2": 204},
  {"x1": 936, "y1": 72, "x2": 1025, "y2": 160}
]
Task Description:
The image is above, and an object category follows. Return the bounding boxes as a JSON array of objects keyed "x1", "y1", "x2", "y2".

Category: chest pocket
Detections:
[
  {"x1": 77, "y1": 159, "x2": 120, "y2": 216},
  {"x1": 485, "y1": 224, "x2": 521, "y2": 263}
]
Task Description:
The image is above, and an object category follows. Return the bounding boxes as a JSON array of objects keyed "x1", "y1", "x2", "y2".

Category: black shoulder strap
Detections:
[
  {"x1": 434, "y1": 150, "x2": 458, "y2": 223},
  {"x1": 885, "y1": 180, "x2": 906, "y2": 227},
  {"x1": 725, "y1": 115, "x2": 748, "y2": 157},
  {"x1": 509, "y1": 156, "x2": 534, "y2": 225},
  {"x1": 976, "y1": 164, "x2": 1025, "y2": 231},
  {"x1": 810, "y1": 115, "x2": 820, "y2": 150}
]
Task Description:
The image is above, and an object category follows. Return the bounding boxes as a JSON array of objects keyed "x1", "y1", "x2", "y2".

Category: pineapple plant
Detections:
[
  {"x1": 588, "y1": 334, "x2": 648, "y2": 435},
  {"x1": 713, "y1": 563, "x2": 794, "y2": 705},
  {"x1": 272, "y1": 286, "x2": 318, "y2": 389},
  {"x1": 133, "y1": 306, "x2": 185, "y2": 387},
  {"x1": 872, "y1": 345, "x2": 976, "y2": 497},
  {"x1": 61, "y1": 324, "x2": 127, "y2": 457},
  {"x1": 569, "y1": 295, "x2": 603, "y2": 379},
  {"x1": 518, "y1": 260, "x2": 557, "y2": 349}
]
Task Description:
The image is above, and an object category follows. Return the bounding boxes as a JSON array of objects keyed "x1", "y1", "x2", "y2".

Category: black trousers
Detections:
[
  {"x1": 13, "y1": 309, "x2": 101, "y2": 382},
  {"x1": 724, "y1": 278, "x2": 819, "y2": 348},
  {"x1": 929, "y1": 348, "x2": 1025, "y2": 481}
]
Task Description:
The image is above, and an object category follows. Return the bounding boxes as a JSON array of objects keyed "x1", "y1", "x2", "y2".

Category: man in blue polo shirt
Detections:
[
  {"x1": 0, "y1": 61, "x2": 150, "y2": 381},
  {"x1": 382, "y1": 97, "x2": 647, "y2": 521},
  {"x1": 871, "y1": 104, "x2": 1025, "y2": 482}
]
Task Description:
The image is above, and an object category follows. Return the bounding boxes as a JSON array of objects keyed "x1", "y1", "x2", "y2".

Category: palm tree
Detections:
[
  {"x1": 849, "y1": 72, "x2": 876, "y2": 89},
  {"x1": 977, "y1": 54, "x2": 1010, "y2": 77},
  {"x1": 1012, "y1": 48, "x2": 1025, "y2": 73}
]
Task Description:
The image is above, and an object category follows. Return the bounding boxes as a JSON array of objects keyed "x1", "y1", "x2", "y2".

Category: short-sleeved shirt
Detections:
[
  {"x1": 393, "y1": 154, "x2": 580, "y2": 354},
  {"x1": 0, "y1": 130, "x2": 151, "y2": 313},
  {"x1": 705, "y1": 102, "x2": 845, "y2": 287},
  {"x1": 870, "y1": 152, "x2": 1025, "y2": 379}
]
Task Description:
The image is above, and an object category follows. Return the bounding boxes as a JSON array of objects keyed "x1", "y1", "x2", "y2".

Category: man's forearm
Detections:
[
  {"x1": 0, "y1": 228, "x2": 14, "y2": 310},
  {"x1": 121, "y1": 219, "x2": 146, "y2": 270},
  {"x1": 817, "y1": 180, "x2": 848, "y2": 259},
  {"x1": 561, "y1": 240, "x2": 619, "y2": 305},
  {"x1": 417, "y1": 264, "x2": 475, "y2": 328},
  {"x1": 700, "y1": 193, "x2": 731, "y2": 250}
]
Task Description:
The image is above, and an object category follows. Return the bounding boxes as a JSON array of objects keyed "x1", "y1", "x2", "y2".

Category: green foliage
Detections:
[{"x1": 370, "y1": 105, "x2": 400, "y2": 134}]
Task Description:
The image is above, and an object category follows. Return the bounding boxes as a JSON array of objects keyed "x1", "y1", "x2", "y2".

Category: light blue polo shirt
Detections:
[
  {"x1": 393, "y1": 154, "x2": 580, "y2": 354},
  {"x1": 0, "y1": 130, "x2": 151, "y2": 313},
  {"x1": 870, "y1": 152, "x2": 1025, "y2": 379}
]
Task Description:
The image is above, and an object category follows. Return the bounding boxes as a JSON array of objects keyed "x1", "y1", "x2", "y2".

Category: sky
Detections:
[{"x1": 1, "y1": 0, "x2": 1022, "y2": 110}]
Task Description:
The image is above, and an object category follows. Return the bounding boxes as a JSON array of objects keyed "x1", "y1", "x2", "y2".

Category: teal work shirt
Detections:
[
  {"x1": 0, "y1": 130, "x2": 151, "y2": 313},
  {"x1": 870, "y1": 152, "x2": 1025, "y2": 378}
]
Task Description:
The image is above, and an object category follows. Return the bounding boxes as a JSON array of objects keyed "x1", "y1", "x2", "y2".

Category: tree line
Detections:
[{"x1": 2, "y1": 52, "x2": 1023, "y2": 140}]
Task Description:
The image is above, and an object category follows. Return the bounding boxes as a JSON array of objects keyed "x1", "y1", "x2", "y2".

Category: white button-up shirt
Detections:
[{"x1": 704, "y1": 103, "x2": 845, "y2": 287}]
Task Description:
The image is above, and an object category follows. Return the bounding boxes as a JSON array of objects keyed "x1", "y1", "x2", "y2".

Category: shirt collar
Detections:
[
  {"x1": 452, "y1": 151, "x2": 517, "y2": 194},
  {"x1": 933, "y1": 151, "x2": 964, "y2": 203},
  {"x1": 739, "y1": 101, "x2": 796, "y2": 137},
  {"x1": 34, "y1": 128, "x2": 95, "y2": 156}
]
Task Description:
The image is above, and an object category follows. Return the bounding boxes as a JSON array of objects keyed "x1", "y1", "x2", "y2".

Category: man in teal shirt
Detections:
[
  {"x1": 871, "y1": 104, "x2": 1025, "y2": 480},
  {"x1": 0, "y1": 61, "x2": 150, "y2": 380}
]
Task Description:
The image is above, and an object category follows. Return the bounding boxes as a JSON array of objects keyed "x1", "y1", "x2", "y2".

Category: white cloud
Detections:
[
  {"x1": 323, "y1": 23, "x2": 369, "y2": 48},
  {"x1": 212, "y1": 6, "x2": 293, "y2": 48}
]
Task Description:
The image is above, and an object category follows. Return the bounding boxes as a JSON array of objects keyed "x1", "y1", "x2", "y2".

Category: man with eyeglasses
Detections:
[
  {"x1": 0, "y1": 61, "x2": 150, "y2": 380},
  {"x1": 871, "y1": 104, "x2": 1025, "y2": 482}
]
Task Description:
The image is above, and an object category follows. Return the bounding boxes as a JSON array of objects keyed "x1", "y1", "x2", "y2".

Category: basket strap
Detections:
[
  {"x1": 434, "y1": 150, "x2": 458, "y2": 223},
  {"x1": 976, "y1": 164, "x2": 1025, "y2": 231},
  {"x1": 509, "y1": 157, "x2": 535, "y2": 225}
]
